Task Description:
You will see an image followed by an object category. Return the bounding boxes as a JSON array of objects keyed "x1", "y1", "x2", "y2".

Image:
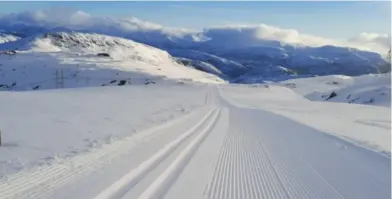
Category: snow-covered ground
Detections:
[{"x1": 0, "y1": 83, "x2": 390, "y2": 199}]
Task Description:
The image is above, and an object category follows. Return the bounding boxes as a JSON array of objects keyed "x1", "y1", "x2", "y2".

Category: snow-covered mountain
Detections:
[
  {"x1": 129, "y1": 33, "x2": 389, "y2": 80},
  {"x1": 0, "y1": 32, "x2": 224, "y2": 91},
  {"x1": 0, "y1": 12, "x2": 389, "y2": 82}
]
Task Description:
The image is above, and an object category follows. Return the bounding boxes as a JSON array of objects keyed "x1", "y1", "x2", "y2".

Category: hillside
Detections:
[{"x1": 0, "y1": 32, "x2": 224, "y2": 91}]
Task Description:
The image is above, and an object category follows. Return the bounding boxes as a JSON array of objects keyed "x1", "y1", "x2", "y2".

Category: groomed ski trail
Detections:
[{"x1": 1, "y1": 87, "x2": 390, "y2": 199}]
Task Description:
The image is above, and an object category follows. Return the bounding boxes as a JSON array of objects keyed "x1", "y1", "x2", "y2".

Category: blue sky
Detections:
[{"x1": 0, "y1": 1, "x2": 390, "y2": 39}]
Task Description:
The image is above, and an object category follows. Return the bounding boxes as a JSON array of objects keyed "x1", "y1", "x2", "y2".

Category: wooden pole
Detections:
[
  {"x1": 0, "y1": 130, "x2": 2, "y2": 146},
  {"x1": 55, "y1": 70, "x2": 59, "y2": 89},
  {"x1": 61, "y1": 68, "x2": 64, "y2": 88}
]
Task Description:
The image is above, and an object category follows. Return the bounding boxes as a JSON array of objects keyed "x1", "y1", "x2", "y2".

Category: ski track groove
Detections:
[
  {"x1": 253, "y1": 133, "x2": 285, "y2": 199},
  {"x1": 307, "y1": 163, "x2": 347, "y2": 199},
  {"x1": 233, "y1": 130, "x2": 240, "y2": 199},
  {"x1": 208, "y1": 124, "x2": 230, "y2": 199},
  {"x1": 93, "y1": 108, "x2": 217, "y2": 199},
  {"x1": 226, "y1": 129, "x2": 235, "y2": 199},
  {"x1": 243, "y1": 140, "x2": 255, "y2": 198},
  {"x1": 238, "y1": 134, "x2": 245, "y2": 199},
  {"x1": 206, "y1": 111, "x2": 351, "y2": 199},
  {"x1": 19, "y1": 132, "x2": 165, "y2": 199},
  {"x1": 207, "y1": 127, "x2": 290, "y2": 199},
  {"x1": 202, "y1": 123, "x2": 227, "y2": 199},
  {"x1": 221, "y1": 128, "x2": 233, "y2": 199},
  {"x1": 0, "y1": 107, "x2": 213, "y2": 199},
  {"x1": 1, "y1": 134, "x2": 155, "y2": 199},
  {"x1": 137, "y1": 108, "x2": 221, "y2": 199},
  {"x1": 259, "y1": 132, "x2": 347, "y2": 199},
  {"x1": 251, "y1": 135, "x2": 268, "y2": 198},
  {"x1": 257, "y1": 137, "x2": 293, "y2": 199}
]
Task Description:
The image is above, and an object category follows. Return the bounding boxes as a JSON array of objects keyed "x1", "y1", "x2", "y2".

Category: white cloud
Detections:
[
  {"x1": 0, "y1": 7, "x2": 389, "y2": 54},
  {"x1": 347, "y1": 33, "x2": 390, "y2": 53},
  {"x1": 0, "y1": 7, "x2": 186, "y2": 34},
  {"x1": 0, "y1": 7, "x2": 91, "y2": 27},
  {"x1": 203, "y1": 24, "x2": 341, "y2": 47},
  {"x1": 203, "y1": 24, "x2": 390, "y2": 54}
]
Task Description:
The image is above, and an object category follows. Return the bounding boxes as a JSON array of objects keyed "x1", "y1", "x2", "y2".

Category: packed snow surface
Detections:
[{"x1": 0, "y1": 83, "x2": 389, "y2": 199}]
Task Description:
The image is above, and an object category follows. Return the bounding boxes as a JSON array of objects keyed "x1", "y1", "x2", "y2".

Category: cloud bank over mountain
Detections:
[{"x1": 0, "y1": 7, "x2": 390, "y2": 54}]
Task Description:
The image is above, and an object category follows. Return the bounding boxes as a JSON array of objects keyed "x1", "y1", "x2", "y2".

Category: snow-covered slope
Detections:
[
  {"x1": 0, "y1": 32, "x2": 224, "y2": 91},
  {"x1": 0, "y1": 33, "x2": 19, "y2": 44},
  {"x1": 169, "y1": 49, "x2": 247, "y2": 79},
  {"x1": 174, "y1": 57, "x2": 223, "y2": 77},
  {"x1": 280, "y1": 73, "x2": 391, "y2": 107}
]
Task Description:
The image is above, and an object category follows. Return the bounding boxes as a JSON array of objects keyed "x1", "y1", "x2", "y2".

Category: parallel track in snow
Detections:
[
  {"x1": 206, "y1": 128, "x2": 290, "y2": 199},
  {"x1": 203, "y1": 101, "x2": 389, "y2": 199},
  {"x1": 0, "y1": 106, "x2": 214, "y2": 199},
  {"x1": 93, "y1": 108, "x2": 220, "y2": 199}
]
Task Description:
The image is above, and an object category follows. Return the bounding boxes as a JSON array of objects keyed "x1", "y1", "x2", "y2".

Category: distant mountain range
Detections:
[{"x1": 0, "y1": 21, "x2": 390, "y2": 84}]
